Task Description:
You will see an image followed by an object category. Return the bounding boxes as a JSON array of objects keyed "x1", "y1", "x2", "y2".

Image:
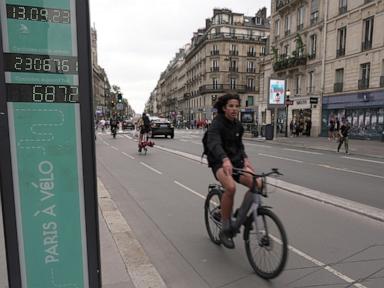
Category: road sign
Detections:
[
  {"x1": 0, "y1": 1, "x2": 101, "y2": 287},
  {"x1": 285, "y1": 100, "x2": 294, "y2": 106},
  {"x1": 116, "y1": 103, "x2": 124, "y2": 110},
  {"x1": 310, "y1": 97, "x2": 318, "y2": 104}
]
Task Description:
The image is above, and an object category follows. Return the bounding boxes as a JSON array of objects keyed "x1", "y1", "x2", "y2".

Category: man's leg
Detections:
[{"x1": 216, "y1": 168, "x2": 236, "y2": 249}]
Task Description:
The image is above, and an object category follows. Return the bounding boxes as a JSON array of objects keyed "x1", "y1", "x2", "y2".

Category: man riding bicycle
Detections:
[
  {"x1": 205, "y1": 94, "x2": 261, "y2": 249},
  {"x1": 138, "y1": 112, "x2": 151, "y2": 152}
]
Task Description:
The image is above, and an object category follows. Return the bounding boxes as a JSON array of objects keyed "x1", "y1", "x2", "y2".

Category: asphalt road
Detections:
[
  {"x1": 142, "y1": 129, "x2": 384, "y2": 210},
  {"x1": 94, "y1": 130, "x2": 384, "y2": 287}
]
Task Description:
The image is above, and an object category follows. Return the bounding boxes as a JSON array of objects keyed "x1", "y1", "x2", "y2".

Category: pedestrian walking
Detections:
[
  {"x1": 337, "y1": 119, "x2": 350, "y2": 154},
  {"x1": 328, "y1": 118, "x2": 335, "y2": 141}
]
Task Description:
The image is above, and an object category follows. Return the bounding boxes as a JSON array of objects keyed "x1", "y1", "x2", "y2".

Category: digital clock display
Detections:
[
  {"x1": 4, "y1": 53, "x2": 78, "y2": 74},
  {"x1": 6, "y1": 83, "x2": 79, "y2": 103},
  {"x1": 6, "y1": 4, "x2": 71, "y2": 24}
]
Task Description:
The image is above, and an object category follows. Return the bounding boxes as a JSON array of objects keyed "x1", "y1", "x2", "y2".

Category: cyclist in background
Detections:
[
  {"x1": 205, "y1": 94, "x2": 261, "y2": 249},
  {"x1": 138, "y1": 112, "x2": 151, "y2": 152}
]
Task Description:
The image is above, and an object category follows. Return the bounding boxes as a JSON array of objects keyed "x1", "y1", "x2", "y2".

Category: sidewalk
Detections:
[{"x1": 244, "y1": 134, "x2": 384, "y2": 159}]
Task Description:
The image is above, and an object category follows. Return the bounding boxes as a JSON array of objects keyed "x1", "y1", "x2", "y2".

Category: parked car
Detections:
[
  {"x1": 150, "y1": 118, "x2": 174, "y2": 138},
  {"x1": 122, "y1": 120, "x2": 135, "y2": 130}
]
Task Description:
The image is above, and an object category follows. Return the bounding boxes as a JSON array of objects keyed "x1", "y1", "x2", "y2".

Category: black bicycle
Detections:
[{"x1": 204, "y1": 168, "x2": 288, "y2": 279}]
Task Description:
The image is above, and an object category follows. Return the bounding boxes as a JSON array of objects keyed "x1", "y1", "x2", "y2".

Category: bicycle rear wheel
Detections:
[
  {"x1": 244, "y1": 207, "x2": 288, "y2": 279},
  {"x1": 204, "y1": 189, "x2": 222, "y2": 245}
]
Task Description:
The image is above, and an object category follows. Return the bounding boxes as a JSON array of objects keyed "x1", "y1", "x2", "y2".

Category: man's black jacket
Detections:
[{"x1": 206, "y1": 114, "x2": 247, "y2": 167}]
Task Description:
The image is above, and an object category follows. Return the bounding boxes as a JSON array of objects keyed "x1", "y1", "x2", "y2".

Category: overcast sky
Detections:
[{"x1": 89, "y1": 0, "x2": 271, "y2": 114}]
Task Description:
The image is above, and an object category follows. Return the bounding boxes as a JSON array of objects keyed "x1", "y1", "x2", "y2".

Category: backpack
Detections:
[
  {"x1": 143, "y1": 116, "x2": 150, "y2": 127},
  {"x1": 111, "y1": 119, "x2": 117, "y2": 126}
]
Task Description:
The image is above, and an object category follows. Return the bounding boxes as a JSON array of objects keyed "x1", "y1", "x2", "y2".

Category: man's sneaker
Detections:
[{"x1": 219, "y1": 230, "x2": 235, "y2": 249}]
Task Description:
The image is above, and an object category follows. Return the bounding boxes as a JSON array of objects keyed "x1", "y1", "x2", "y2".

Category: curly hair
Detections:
[{"x1": 213, "y1": 94, "x2": 241, "y2": 114}]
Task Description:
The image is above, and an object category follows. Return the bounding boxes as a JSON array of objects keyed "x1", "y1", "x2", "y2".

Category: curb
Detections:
[
  {"x1": 98, "y1": 178, "x2": 167, "y2": 288},
  {"x1": 155, "y1": 145, "x2": 384, "y2": 223}
]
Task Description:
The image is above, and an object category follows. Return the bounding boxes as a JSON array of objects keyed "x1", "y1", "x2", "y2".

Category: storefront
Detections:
[{"x1": 322, "y1": 91, "x2": 384, "y2": 140}]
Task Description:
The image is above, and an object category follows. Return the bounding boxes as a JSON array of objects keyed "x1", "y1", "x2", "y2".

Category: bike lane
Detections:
[{"x1": 95, "y1": 134, "x2": 384, "y2": 288}]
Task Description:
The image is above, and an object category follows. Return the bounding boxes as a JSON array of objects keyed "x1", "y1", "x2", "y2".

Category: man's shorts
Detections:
[{"x1": 211, "y1": 160, "x2": 244, "y2": 184}]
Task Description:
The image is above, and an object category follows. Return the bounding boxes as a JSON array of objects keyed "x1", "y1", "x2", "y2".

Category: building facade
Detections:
[
  {"x1": 148, "y1": 8, "x2": 270, "y2": 128},
  {"x1": 269, "y1": 0, "x2": 325, "y2": 136},
  {"x1": 322, "y1": 0, "x2": 384, "y2": 140},
  {"x1": 270, "y1": 0, "x2": 384, "y2": 139}
]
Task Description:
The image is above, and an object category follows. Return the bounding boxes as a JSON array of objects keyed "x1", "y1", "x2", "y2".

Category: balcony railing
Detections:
[
  {"x1": 210, "y1": 50, "x2": 220, "y2": 55},
  {"x1": 361, "y1": 41, "x2": 372, "y2": 51},
  {"x1": 210, "y1": 67, "x2": 219, "y2": 72},
  {"x1": 334, "y1": 82, "x2": 343, "y2": 92},
  {"x1": 273, "y1": 55, "x2": 307, "y2": 71},
  {"x1": 246, "y1": 67, "x2": 256, "y2": 73},
  {"x1": 310, "y1": 12, "x2": 319, "y2": 25},
  {"x1": 199, "y1": 84, "x2": 248, "y2": 94},
  {"x1": 339, "y1": 6, "x2": 347, "y2": 15},
  {"x1": 285, "y1": 30, "x2": 290, "y2": 36},
  {"x1": 307, "y1": 86, "x2": 315, "y2": 93},
  {"x1": 229, "y1": 66, "x2": 239, "y2": 72},
  {"x1": 358, "y1": 79, "x2": 369, "y2": 90},
  {"x1": 247, "y1": 51, "x2": 256, "y2": 57},
  {"x1": 308, "y1": 53, "x2": 316, "y2": 60},
  {"x1": 336, "y1": 48, "x2": 345, "y2": 57},
  {"x1": 229, "y1": 50, "x2": 239, "y2": 56},
  {"x1": 380, "y1": 76, "x2": 384, "y2": 87},
  {"x1": 365, "y1": 0, "x2": 374, "y2": 4},
  {"x1": 297, "y1": 23, "x2": 303, "y2": 31}
]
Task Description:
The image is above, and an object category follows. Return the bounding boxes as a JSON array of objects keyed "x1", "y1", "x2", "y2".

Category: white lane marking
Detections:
[
  {"x1": 245, "y1": 143, "x2": 272, "y2": 149},
  {"x1": 111, "y1": 146, "x2": 118, "y2": 151},
  {"x1": 174, "y1": 181, "x2": 206, "y2": 200},
  {"x1": 287, "y1": 244, "x2": 367, "y2": 288},
  {"x1": 140, "y1": 162, "x2": 162, "y2": 175},
  {"x1": 122, "y1": 152, "x2": 135, "y2": 159},
  {"x1": 123, "y1": 135, "x2": 133, "y2": 139},
  {"x1": 104, "y1": 141, "x2": 110, "y2": 146},
  {"x1": 318, "y1": 164, "x2": 384, "y2": 179},
  {"x1": 258, "y1": 153, "x2": 303, "y2": 163},
  {"x1": 342, "y1": 156, "x2": 384, "y2": 165},
  {"x1": 176, "y1": 180, "x2": 367, "y2": 288},
  {"x1": 283, "y1": 148, "x2": 323, "y2": 155}
]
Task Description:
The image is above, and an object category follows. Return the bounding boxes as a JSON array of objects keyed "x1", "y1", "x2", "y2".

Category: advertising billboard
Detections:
[{"x1": 269, "y1": 79, "x2": 286, "y2": 105}]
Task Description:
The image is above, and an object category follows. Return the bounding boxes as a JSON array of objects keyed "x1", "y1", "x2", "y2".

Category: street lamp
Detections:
[{"x1": 285, "y1": 89, "x2": 291, "y2": 137}]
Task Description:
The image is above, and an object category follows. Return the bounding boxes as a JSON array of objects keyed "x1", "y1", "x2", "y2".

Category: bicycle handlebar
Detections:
[{"x1": 232, "y1": 167, "x2": 283, "y2": 178}]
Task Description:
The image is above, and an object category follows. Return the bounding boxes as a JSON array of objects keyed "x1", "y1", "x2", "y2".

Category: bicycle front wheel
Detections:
[
  {"x1": 244, "y1": 207, "x2": 288, "y2": 279},
  {"x1": 204, "y1": 189, "x2": 222, "y2": 245}
]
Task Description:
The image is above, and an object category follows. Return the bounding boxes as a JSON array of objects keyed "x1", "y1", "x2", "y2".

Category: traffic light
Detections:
[
  {"x1": 117, "y1": 93, "x2": 122, "y2": 103},
  {"x1": 111, "y1": 101, "x2": 115, "y2": 107}
]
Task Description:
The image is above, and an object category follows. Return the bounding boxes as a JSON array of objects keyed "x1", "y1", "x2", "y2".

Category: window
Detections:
[
  {"x1": 247, "y1": 61, "x2": 255, "y2": 72},
  {"x1": 275, "y1": 19, "x2": 280, "y2": 36},
  {"x1": 247, "y1": 78, "x2": 255, "y2": 90},
  {"x1": 230, "y1": 28, "x2": 236, "y2": 37},
  {"x1": 362, "y1": 17, "x2": 374, "y2": 51},
  {"x1": 295, "y1": 75, "x2": 301, "y2": 94},
  {"x1": 284, "y1": 45, "x2": 289, "y2": 58},
  {"x1": 212, "y1": 78, "x2": 218, "y2": 89},
  {"x1": 335, "y1": 69, "x2": 344, "y2": 92},
  {"x1": 230, "y1": 78, "x2": 236, "y2": 89},
  {"x1": 339, "y1": 0, "x2": 347, "y2": 14},
  {"x1": 256, "y1": 16, "x2": 262, "y2": 25},
  {"x1": 247, "y1": 96, "x2": 254, "y2": 106},
  {"x1": 297, "y1": 7, "x2": 305, "y2": 31},
  {"x1": 248, "y1": 46, "x2": 256, "y2": 57},
  {"x1": 284, "y1": 15, "x2": 291, "y2": 35},
  {"x1": 308, "y1": 71, "x2": 314, "y2": 93},
  {"x1": 309, "y1": 34, "x2": 317, "y2": 58},
  {"x1": 337, "y1": 27, "x2": 346, "y2": 57},
  {"x1": 359, "y1": 63, "x2": 370, "y2": 89},
  {"x1": 211, "y1": 59, "x2": 219, "y2": 72},
  {"x1": 310, "y1": 0, "x2": 319, "y2": 25},
  {"x1": 261, "y1": 46, "x2": 266, "y2": 55}
]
